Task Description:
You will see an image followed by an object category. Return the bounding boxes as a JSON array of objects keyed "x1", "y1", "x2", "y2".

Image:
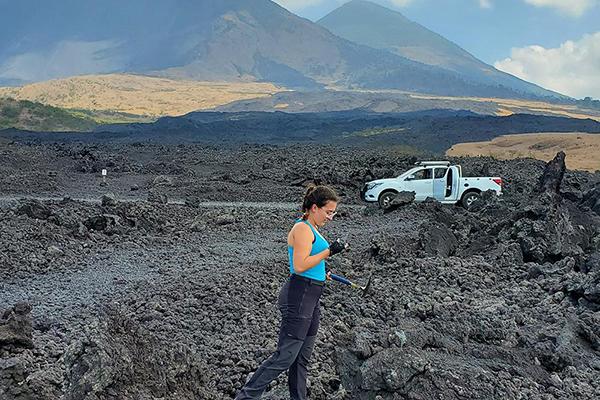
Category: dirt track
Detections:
[{"x1": 1, "y1": 142, "x2": 600, "y2": 399}]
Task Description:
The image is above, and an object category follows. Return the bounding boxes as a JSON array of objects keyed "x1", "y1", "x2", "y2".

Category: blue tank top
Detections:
[{"x1": 288, "y1": 219, "x2": 328, "y2": 281}]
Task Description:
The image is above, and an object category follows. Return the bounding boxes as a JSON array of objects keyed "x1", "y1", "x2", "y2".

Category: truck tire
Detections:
[
  {"x1": 461, "y1": 191, "x2": 480, "y2": 209},
  {"x1": 378, "y1": 191, "x2": 397, "y2": 209}
]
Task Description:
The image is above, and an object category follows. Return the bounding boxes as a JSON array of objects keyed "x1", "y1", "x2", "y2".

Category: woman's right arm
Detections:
[{"x1": 291, "y1": 223, "x2": 330, "y2": 273}]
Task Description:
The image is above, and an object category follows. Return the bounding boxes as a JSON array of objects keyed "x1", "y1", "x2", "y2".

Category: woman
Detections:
[{"x1": 235, "y1": 185, "x2": 348, "y2": 400}]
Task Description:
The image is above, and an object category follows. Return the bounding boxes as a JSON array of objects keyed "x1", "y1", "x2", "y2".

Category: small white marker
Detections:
[{"x1": 101, "y1": 169, "x2": 107, "y2": 185}]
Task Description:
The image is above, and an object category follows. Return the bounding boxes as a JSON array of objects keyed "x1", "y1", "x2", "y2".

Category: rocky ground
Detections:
[{"x1": 1, "y1": 141, "x2": 600, "y2": 399}]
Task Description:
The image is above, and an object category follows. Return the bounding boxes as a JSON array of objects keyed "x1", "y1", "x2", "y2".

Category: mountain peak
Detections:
[
  {"x1": 345, "y1": 0, "x2": 403, "y2": 10},
  {"x1": 332, "y1": 0, "x2": 412, "y2": 21},
  {"x1": 319, "y1": 1, "x2": 454, "y2": 53},
  {"x1": 318, "y1": 0, "x2": 561, "y2": 98}
]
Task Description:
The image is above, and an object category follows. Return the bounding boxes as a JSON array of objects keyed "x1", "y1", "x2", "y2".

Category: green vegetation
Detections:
[
  {"x1": 68, "y1": 109, "x2": 155, "y2": 124},
  {"x1": 0, "y1": 97, "x2": 98, "y2": 132},
  {"x1": 0, "y1": 98, "x2": 154, "y2": 132},
  {"x1": 386, "y1": 143, "x2": 429, "y2": 157},
  {"x1": 348, "y1": 126, "x2": 406, "y2": 137}
]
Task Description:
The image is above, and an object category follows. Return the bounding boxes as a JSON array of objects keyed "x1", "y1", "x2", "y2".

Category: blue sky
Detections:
[{"x1": 275, "y1": 0, "x2": 600, "y2": 98}]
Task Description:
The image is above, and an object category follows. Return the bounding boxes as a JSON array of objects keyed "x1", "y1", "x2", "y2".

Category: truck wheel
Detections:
[
  {"x1": 378, "y1": 191, "x2": 397, "y2": 209},
  {"x1": 461, "y1": 191, "x2": 480, "y2": 209}
]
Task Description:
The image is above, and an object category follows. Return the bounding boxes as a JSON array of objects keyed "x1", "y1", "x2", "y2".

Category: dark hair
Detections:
[{"x1": 301, "y1": 184, "x2": 339, "y2": 218}]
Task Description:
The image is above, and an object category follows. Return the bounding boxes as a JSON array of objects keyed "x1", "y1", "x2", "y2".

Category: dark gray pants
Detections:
[{"x1": 236, "y1": 275, "x2": 324, "y2": 400}]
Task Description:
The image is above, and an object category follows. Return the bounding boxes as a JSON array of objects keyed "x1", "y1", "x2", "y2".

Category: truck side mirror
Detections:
[{"x1": 405, "y1": 175, "x2": 415, "y2": 181}]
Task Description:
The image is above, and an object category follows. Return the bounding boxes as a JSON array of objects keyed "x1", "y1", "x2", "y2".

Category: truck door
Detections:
[
  {"x1": 445, "y1": 166, "x2": 460, "y2": 200},
  {"x1": 402, "y1": 167, "x2": 434, "y2": 201},
  {"x1": 433, "y1": 167, "x2": 448, "y2": 201}
]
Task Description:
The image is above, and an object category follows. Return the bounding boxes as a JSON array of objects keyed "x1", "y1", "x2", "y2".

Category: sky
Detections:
[{"x1": 274, "y1": 0, "x2": 600, "y2": 99}]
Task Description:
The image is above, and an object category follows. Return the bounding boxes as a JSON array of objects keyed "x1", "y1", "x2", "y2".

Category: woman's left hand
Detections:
[{"x1": 328, "y1": 239, "x2": 349, "y2": 256}]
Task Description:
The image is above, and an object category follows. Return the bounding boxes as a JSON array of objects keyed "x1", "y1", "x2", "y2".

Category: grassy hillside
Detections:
[
  {"x1": 3, "y1": 73, "x2": 595, "y2": 125},
  {"x1": 0, "y1": 74, "x2": 282, "y2": 118},
  {"x1": 446, "y1": 132, "x2": 600, "y2": 172},
  {"x1": 0, "y1": 98, "x2": 98, "y2": 132}
]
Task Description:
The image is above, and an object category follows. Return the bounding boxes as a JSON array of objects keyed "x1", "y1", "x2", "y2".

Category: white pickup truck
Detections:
[{"x1": 361, "y1": 161, "x2": 502, "y2": 209}]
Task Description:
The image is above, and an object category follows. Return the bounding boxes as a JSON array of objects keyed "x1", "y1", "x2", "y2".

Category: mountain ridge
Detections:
[{"x1": 0, "y1": 0, "x2": 564, "y2": 99}]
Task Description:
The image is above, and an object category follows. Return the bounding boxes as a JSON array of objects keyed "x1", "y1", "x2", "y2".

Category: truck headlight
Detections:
[{"x1": 367, "y1": 182, "x2": 383, "y2": 190}]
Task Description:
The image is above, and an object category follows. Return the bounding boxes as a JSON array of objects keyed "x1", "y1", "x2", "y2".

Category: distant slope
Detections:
[
  {"x1": 44, "y1": 111, "x2": 597, "y2": 153},
  {"x1": 215, "y1": 90, "x2": 600, "y2": 121},
  {"x1": 318, "y1": 0, "x2": 563, "y2": 99},
  {"x1": 4, "y1": 111, "x2": 600, "y2": 160},
  {"x1": 0, "y1": 0, "x2": 562, "y2": 99},
  {"x1": 447, "y1": 133, "x2": 600, "y2": 172},
  {"x1": 4, "y1": 110, "x2": 600, "y2": 158},
  {"x1": 0, "y1": 74, "x2": 281, "y2": 117},
  {"x1": 0, "y1": 97, "x2": 97, "y2": 132}
]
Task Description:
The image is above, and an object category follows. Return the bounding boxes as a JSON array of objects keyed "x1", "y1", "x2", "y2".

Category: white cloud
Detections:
[
  {"x1": 479, "y1": 0, "x2": 493, "y2": 8},
  {"x1": 494, "y1": 32, "x2": 600, "y2": 98},
  {"x1": 524, "y1": 0, "x2": 598, "y2": 17}
]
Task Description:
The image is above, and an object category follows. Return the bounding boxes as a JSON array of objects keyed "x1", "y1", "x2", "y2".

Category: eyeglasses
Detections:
[{"x1": 321, "y1": 208, "x2": 337, "y2": 217}]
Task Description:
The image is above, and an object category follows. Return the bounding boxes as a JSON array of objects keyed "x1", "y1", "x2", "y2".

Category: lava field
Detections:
[{"x1": 1, "y1": 142, "x2": 600, "y2": 399}]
